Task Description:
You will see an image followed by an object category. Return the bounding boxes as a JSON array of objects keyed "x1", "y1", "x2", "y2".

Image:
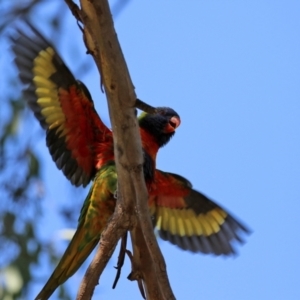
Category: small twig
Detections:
[
  {"x1": 112, "y1": 232, "x2": 128, "y2": 289},
  {"x1": 64, "y1": 0, "x2": 82, "y2": 23},
  {"x1": 138, "y1": 279, "x2": 146, "y2": 300},
  {"x1": 63, "y1": 0, "x2": 90, "y2": 55},
  {"x1": 126, "y1": 250, "x2": 146, "y2": 299},
  {"x1": 135, "y1": 98, "x2": 157, "y2": 114}
]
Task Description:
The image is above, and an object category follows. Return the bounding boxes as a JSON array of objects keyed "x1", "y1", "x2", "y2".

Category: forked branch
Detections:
[{"x1": 66, "y1": 0, "x2": 175, "y2": 299}]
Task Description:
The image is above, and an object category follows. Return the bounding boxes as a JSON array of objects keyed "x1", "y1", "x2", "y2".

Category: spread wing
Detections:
[
  {"x1": 11, "y1": 22, "x2": 112, "y2": 186},
  {"x1": 149, "y1": 170, "x2": 250, "y2": 256}
]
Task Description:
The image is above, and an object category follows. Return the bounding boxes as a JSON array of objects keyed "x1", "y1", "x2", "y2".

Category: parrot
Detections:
[
  {"x1": 10, "y1": 22, "x2": 250, "y2": 300},
  {"x1": 10, "y1": 23, "x2": 181, "y2": 299}
]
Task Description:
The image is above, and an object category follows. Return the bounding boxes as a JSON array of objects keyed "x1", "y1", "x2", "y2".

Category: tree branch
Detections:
[
  {"x1": 69, "y1": 1, "x2": 175, "y2": 299},
  {"x1": 76, "y1": 204, "x2": 128, "y2": 300}
]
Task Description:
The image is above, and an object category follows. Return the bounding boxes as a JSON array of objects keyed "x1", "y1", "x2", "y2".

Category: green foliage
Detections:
[
  {"x1": 0, "y1": 96, "x2": 44, "y2": 299},
  {"x1": 0, "y1": 213, "x2": 41, "y2": 299},
  {"x1": 0, "y1": 1, "x2": 68, "y2": 299}
]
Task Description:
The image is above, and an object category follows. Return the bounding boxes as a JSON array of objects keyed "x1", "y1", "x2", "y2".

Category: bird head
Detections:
[{"x1": 138, "y1": 107, "x2": 181, "y2": 147}]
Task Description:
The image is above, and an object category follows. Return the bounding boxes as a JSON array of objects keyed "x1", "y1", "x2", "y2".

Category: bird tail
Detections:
[
  {"x1": 35, "y1": 164, "x2": 118, "y2": 299},
  {"x1": 35, "y1": 224, "x2": 100, "y2": 300}
]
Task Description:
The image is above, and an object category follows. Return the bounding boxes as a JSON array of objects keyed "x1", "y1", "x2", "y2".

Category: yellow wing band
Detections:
[
  {"x1": 155, "y1": 206, "x2": 227, "y2": 237},
  {"x1": 33, "y1": 47, "x2": 64, "y2": 129}
]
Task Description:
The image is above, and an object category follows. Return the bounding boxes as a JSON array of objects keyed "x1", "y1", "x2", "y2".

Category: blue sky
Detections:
[{"x1": 7, "y1": 1, "x2": 300, "y2": 299}]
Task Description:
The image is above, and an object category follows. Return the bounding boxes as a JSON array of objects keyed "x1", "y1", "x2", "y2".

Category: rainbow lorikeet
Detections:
[{"x1": 11, "y1": 23, "x2": 250, "y2": 300}]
